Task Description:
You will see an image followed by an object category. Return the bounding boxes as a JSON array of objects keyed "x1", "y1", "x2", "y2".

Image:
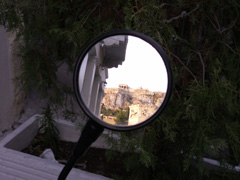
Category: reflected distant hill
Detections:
[{"x1": 102, "y1": 84, "x2": 165, "y2": 110}]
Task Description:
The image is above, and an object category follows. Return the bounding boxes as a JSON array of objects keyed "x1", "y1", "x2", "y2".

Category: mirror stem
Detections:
[{"x1": 58, "y1": 120, "x2": 104, "y2": 180}]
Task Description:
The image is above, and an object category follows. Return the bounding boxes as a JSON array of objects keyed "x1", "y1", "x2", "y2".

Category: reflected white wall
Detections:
[
  {"x1": 78, "y1": 36, "x2": 127, "y2": 118},
  {"x1": 79, "y1": 54, "x2": 88, "y2": 92},
  {"x1": 78, "y1": 43, "x2": 108, "y2": 117}
]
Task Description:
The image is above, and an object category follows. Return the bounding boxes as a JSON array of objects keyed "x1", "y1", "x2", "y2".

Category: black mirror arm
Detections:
[{"x1": 58, "y1": 120, "x2": 104, "y2": 180}]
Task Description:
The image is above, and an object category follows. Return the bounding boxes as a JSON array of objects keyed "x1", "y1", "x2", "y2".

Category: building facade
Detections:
[{"x1": 78, "y1": 35, "x2": 128, "y2": 117}]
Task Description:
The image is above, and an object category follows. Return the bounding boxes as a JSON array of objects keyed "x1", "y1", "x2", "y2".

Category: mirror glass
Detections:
[{"x1": 78, "y1": 35, "x2": 168, "y2": 127}]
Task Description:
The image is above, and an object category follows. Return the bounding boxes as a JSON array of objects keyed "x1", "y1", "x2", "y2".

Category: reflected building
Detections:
[
  {"x1": 101, "y1": 115, "x2": 116, "y2": 125},
  {"x1": 79, "y1": 36, "x2": 128, "y2": 117},
  {"x1": 119, "y1": 84, "x2": 129, "y2": 90}
]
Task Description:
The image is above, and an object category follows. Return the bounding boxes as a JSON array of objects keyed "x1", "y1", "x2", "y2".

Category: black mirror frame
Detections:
[{"x1": 73, "y1": 30, "x2": 173, "y2": 131}]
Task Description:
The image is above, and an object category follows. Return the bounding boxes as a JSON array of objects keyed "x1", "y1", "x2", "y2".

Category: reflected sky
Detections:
[{"x1": 106, "y1": 36, "x2": 168, "y2": 92}]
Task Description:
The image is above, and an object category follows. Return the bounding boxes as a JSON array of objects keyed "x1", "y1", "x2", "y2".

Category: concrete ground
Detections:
[{"x1": 0, "y1": 147, "x2": 112, "y2": 180}]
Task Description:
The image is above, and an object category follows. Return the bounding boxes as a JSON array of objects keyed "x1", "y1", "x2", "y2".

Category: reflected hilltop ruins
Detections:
[{"x1": 101, "y1": 84, "x2": 165, "y2": 125}]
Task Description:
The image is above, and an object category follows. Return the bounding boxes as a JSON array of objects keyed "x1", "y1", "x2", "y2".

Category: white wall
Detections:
[{"x1": 0, "y1": 26, "x2": 15, "y2": 131}]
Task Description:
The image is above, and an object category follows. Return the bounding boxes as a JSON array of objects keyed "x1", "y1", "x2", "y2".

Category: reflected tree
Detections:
[{"x1": 115, "y1": 108, "x2": 129, "y2": 125}]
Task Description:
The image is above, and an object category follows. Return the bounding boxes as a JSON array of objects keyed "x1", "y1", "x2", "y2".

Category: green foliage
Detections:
[
  {"x1": 37, "y1": 104, "x2": 59, "y2": 153},
  {"x1": 1, "y1": 0, "x2": 240, "y2": 179},
  {"x1": 101, "y1": 105, "x2": 119, "y2": 116},
  {"x1": 115, "y1": 108, "x2": 129, "y2": 125}
]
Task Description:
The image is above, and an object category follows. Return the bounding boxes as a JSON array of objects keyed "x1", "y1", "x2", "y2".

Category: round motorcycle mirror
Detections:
[
  {"x1": 73, "y1": 30, "x2": 172, "y2": 131},
  {"x1": 59, "y1": 30, "x2": 173, "y2": 180}
]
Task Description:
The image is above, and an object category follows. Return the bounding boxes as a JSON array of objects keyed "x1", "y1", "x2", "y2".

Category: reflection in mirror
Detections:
[{"x1": 78, "y1": 35, "x2": 168, "y2": 126}]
